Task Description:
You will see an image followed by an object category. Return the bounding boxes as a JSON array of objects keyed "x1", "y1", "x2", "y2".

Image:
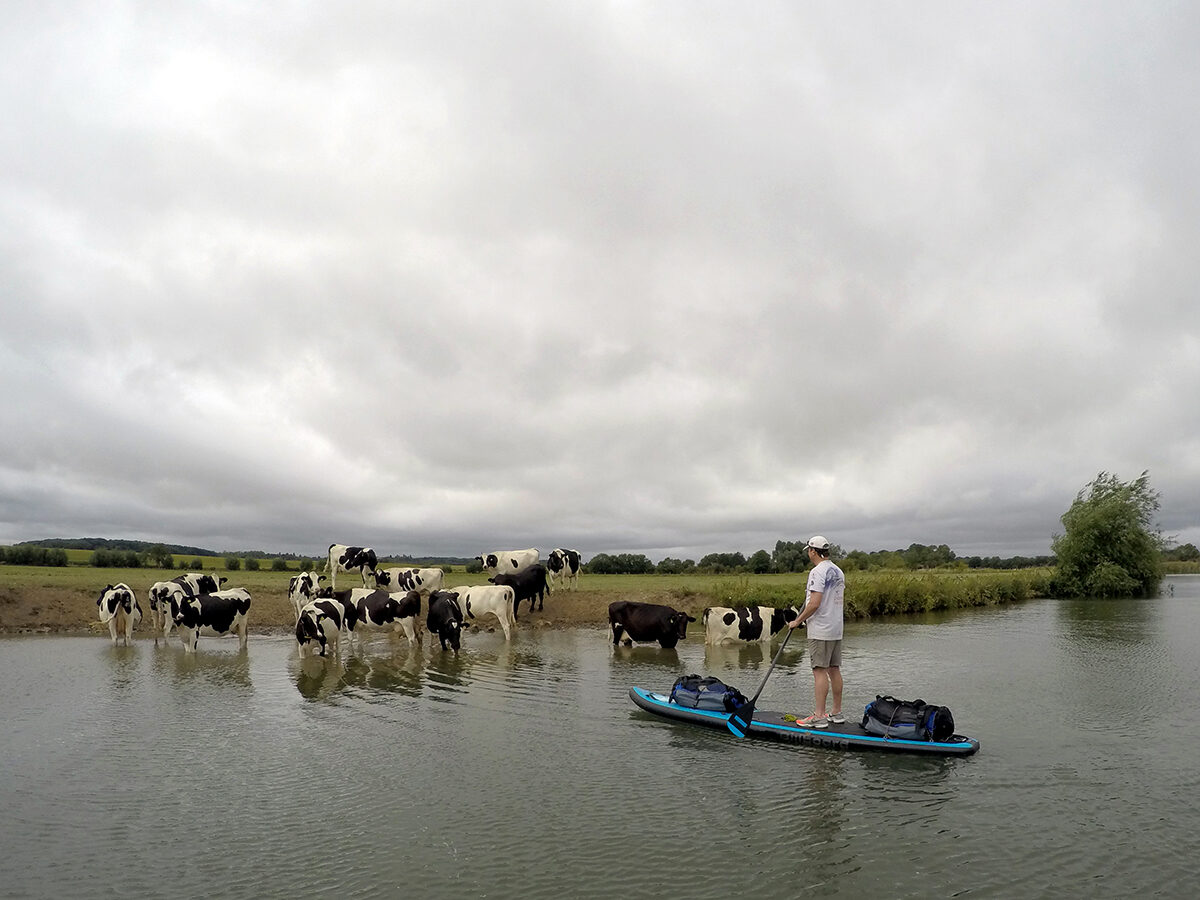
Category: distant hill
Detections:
[
  {"x1": 16, "y1": 537, "x2": 219, "y2": 557},
  {"x1": 13, "y1": 538, "x2": 474, "y2": 567}
]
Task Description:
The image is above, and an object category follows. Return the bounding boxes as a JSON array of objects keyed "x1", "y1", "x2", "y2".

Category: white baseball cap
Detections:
[{"x1": 805, "y1": 535, "x2": 831, "y2": 551}]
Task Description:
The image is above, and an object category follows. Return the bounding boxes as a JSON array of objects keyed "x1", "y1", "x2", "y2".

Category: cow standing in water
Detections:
[
  {"x1": 170, "y1": 589, "x2": 252, "y2": 654},
  {"x1": 702, "y1": 606, "x2": 800, "y2": 644},
  {"x1": 608, "y1": 601, "x2": 696, "y2": 650},
  {"x1": 288, "y1": 571, "x2": 326, "y2": 620},
  {"x1": 97, "y1": 583, "x2": 142, "y2": 646},
  {"x1": 427, "y1": 590, "x2": 467, "y2": 652}
]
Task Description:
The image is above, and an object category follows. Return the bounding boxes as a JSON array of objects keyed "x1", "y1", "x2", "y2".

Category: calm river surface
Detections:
[{"x1": 3, "y1": 577, "x2": 1200, "y2": 899}]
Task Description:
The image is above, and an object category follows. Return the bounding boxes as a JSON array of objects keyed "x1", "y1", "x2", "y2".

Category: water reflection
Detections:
[
  {"x1": 99, "y1": 644, "x2": 141, "y2": 690},
  {"x1": 479, "y1": 641, "x2": 544, "y2": 674},
  {"x1": 608, "y1": 645, "x2": 682, "y2": 669},
  {"x1": 1056, "y1": 595, "x2": 1159, "y2": 644},
  {"x1": 295, "y1": 656, "x2": 345, "y2": 701},
  {"x1": 425, "y1": 648, "x2": 472, "y2": 696},
  {"x1": 704, "y1": 641, "x2": 767, "y2": 669},
  {"x1": 343, "y1": 653, "x2": 424, "y2": 698},
  {"x1": 154, "y1": 646, "x2": 252, "y2": 688}
]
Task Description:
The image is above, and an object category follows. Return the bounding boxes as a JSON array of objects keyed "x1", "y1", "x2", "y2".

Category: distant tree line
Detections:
[
  {"x1": 579, "y1": 541, "x2": 1056, "y2": 575},
  {"x1": 0, "y1": 546, "x2": 69, "y2": 566}
]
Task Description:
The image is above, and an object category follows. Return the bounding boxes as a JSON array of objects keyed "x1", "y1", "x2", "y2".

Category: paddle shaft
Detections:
[{"x1": 744, "y1": 622, "x2": 796, "y2": 706}]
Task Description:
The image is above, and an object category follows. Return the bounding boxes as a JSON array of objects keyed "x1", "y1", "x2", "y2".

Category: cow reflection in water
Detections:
[
  {"x1": 703, "y1": 641, "x2": 767, "y2": 669},
  {"x1": 295, "y1": 656, "x2": 345, "y2": 700},
  {"x1": 161, "y1": 649, "x2": 252, "y2": 689},
  {"x1": 295, "y1": 652, "x2": 425, "y2": 700}
]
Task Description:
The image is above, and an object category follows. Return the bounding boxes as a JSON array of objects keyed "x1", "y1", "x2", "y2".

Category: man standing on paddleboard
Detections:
[{"x1": 787, "y1": 536, "x2": 845, "y2": 728}]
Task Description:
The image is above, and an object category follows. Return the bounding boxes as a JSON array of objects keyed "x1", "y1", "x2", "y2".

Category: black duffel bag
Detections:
[
  {"x1": 862, "y1": 694, "x2": 955, "y2": 742},
  {"x1": 669, "y1": 674, "x2": 748, "y2": 713}
]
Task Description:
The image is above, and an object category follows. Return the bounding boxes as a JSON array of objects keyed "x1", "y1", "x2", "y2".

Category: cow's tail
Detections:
[{"x1": 702, "y1": 607, "x2": 711, "y2": 624}]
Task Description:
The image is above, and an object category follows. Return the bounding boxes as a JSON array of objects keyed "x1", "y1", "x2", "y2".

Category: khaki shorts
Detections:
[{"x1": 808, "y1": 639, "x2": 842, "y2": 669}]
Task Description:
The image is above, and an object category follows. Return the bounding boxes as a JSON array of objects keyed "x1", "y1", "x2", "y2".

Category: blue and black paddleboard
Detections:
[{"x1": 628, "y1": 687, "x2": 980, "y2": 756}]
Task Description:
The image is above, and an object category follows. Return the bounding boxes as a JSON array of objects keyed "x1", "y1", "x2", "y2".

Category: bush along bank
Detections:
[{"x1": 657, "y1": 569, "x2": 1051, "y2": 621}]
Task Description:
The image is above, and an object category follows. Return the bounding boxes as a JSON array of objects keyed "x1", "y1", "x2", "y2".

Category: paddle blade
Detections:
[{"x1": 726, "y1": 702, "x2": 756, "y2": 738}]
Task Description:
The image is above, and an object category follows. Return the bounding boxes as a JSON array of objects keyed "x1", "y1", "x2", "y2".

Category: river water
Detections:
[{"x1": 2, "y1": 577, "x2": 1199, "y2": 899}]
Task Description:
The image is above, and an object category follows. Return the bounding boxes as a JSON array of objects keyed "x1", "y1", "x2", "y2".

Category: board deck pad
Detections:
[{"x1": 629, "y1": 687, "x2": 980, "y2": 756}]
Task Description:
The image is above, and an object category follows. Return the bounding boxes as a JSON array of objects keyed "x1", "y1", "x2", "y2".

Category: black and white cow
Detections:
[
  {"x1": 489, "y1": 563, "x2": 549, "y2": 616},
  {"x1": 295, "y1": 598, "x2": 346, "y2": 658},
  {"x1": 335, "y1": 588, "x2": 423, "y2": 648},
  {"x1": 608, "y1": 601, "x2": 696, "y2": 650},
  {"x1": 426, "y1": 590, "x2": 466, "y2": 652},
  {"x1": 325, "y1": 544, "x2": 379, "y2": 590},
  {"x1": 170, "y1": 588, "x2": 252, "y2": 653},
  {"x1": 375, "y1": 567, "x2": 444, "y2": 597},
  {"x1": 475, "y1": 548, "x2": 539, "y2": 576},
  {"x1": 147, "y1": 581, "x2": 186, "y2": 640},
  {"x1": 314, "y1": 587, "x2": 359, "y2": 634},
  {"x1": 96, "y1": 583, "x2": 142, "y2": 646},
  {"x1": 702, "y1": 605, "x2": 801, "y2": 644},
  {"x1": 288, "y1": 571, "x2": 326, "y2": 620},
  {"x1": 173, "y1": 572, "x2": 227, "y2": 595},
  {"x1": 453, "y1": 584, "x2": 517, "y2": 641},
  {"x1": 546, "y1": 548, "x2": 581, "y2": 591},
  {"x1": 145, "y1": 573, "x2": 228, "y2": 642}
]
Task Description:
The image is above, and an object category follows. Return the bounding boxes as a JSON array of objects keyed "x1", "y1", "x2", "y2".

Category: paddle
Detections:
[{"x1": 727, "y1": 623, "x2": 798, "y2": 737}]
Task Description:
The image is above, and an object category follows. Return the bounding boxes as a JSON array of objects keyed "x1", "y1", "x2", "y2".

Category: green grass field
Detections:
[{"x1": 0, "y1": 562, "x2": 1052, "y2": 632}]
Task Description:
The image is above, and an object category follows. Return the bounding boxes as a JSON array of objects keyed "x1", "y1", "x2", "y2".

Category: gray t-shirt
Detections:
[{"x1": 805, "y1": 559, "x2": 845, "y2": 640}]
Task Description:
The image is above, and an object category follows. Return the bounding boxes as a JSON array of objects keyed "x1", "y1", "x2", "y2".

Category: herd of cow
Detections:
[{"x1": 95, "y1": 542, "x2": 801, "y2": 655}]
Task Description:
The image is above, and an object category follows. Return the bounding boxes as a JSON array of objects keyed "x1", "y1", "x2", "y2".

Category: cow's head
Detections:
[
  {"x1": 170, "y1": 595, "x2": 201, "y2": 627},
  {"x1": 670, "y1": 611, "x2": 697, "y2": 639},
  {"x1": 771, "y1": 606, "x2": 801, "y2": 633},
  {"x1": 375, "y1": 569, "x2": 392, "y2": 587},
  {"x1": 485, "y1": 554, "x2": 498, "y2": 569}
]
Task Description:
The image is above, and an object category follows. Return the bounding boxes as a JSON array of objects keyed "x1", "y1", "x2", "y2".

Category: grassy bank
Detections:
[{"x1": 0, "y1": 565, "x2": 1049, "y2": 634}]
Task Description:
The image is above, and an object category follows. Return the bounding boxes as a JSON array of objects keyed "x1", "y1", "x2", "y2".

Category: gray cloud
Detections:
[{"x1": 2, "y1": 2, "x2": 1198, "y2": 562}]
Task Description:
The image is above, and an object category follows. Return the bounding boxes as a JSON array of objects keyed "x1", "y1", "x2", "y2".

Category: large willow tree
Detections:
[{"x1": 1051, "y1": 471, "x2": 1164, "y2": 597}]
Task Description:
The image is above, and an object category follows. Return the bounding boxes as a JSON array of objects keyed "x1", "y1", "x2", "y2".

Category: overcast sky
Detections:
[{"x1": 2, "y1": 2, "x2": 1198, "y2": 562}]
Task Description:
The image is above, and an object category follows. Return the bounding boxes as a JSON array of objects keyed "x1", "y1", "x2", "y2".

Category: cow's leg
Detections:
[
  {"x1": 611, "y1": 623, "x2": 623, "y2": 645},
  {"x1": 499, "y1": 613, "x2": 512, "y2": 641}
]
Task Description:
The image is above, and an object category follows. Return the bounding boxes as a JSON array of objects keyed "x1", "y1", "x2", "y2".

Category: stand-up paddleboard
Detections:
[{"x1": 629, "y1": 687, "x2": 980, "y2": 756}]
